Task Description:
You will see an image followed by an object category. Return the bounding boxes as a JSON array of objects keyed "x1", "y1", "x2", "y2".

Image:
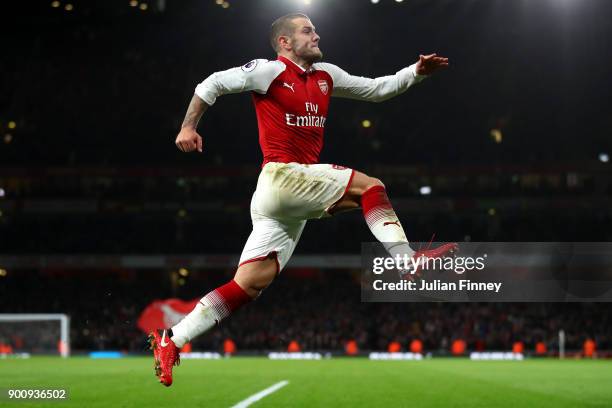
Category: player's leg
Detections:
[
  {"x1": 150, "y1": 217, "x2": 304, "y2": 386},
  {"x1": 328, "y1": 170, "x2": 458, "y2": 273},
  {"x1": 327, "y1": 170, "x2": 380, "y2": 214},
  {"x1": 170, "y1": 218, "x2": 305, "y2": 347},
  {"x1": 168, "y1": 258, "x2": 276, "y2": 349},
  {"x1": 148, "y1": 258, "x2": 274, "y2": 387},
  {"x1": 254, "y1": 163, "x2": 418, "y2": 261},
  {"x1": 234, "y1": 256, "x2": 279, "y2": 299},
  {"x1": 328, "y1": 170, "x2": 415, "y2": 259}
]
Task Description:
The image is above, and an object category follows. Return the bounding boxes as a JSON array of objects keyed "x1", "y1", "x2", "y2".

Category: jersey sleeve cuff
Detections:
[{"x1": 407, "y1": 63, "x2": 427, "y2": 82}]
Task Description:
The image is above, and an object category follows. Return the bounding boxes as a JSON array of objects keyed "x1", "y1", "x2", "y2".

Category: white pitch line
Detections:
[{"x1": 230, "y1": 380, "x2": 289, "y2": 408}]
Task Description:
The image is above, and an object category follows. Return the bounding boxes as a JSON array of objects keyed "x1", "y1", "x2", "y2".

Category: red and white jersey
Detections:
[{"x1": 195, "y1": 56, "x2": 426, "y2": 165}]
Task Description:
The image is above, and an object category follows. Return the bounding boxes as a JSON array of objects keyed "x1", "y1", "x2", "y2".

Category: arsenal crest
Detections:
[{"x1": 317, "y1": 79, "x2": 328, "y2": 95}]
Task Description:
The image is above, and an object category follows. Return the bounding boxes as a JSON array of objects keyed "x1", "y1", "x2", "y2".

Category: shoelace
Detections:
[
  {"x1": 417, "y1": 233, "x2": 436, "y2": 254},
  {"x1": 403, "y1": 233, "x2": 438, "y2": 280}
]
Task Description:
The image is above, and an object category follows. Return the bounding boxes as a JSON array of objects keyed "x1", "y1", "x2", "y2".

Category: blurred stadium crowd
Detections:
[{"x1": 1, "y1": 269, "x2": 610, "y2": 355}]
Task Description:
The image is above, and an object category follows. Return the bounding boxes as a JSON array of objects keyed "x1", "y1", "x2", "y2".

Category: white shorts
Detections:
[{"x1": 238, "y1": 162, "x2": 354, "y2": 272}]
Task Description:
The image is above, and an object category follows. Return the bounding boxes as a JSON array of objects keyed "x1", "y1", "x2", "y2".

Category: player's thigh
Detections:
[
  {"x1": 328, "y1": 171, "x2": 384, "y2": 214},
  {"x1": 238, "y1": 217, "x2": 306, "y2": 278},
  {"x1": 253, "y1": 162, "x2": 354, "y2": 220},
  {"x1": 345, "y1": 170, "x2": 384, "y2": 197}
]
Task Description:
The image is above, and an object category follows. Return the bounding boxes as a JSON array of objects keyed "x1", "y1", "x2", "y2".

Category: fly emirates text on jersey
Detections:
[{"x1": 285, "y1": 102, "x2": 326, "y2": 128}]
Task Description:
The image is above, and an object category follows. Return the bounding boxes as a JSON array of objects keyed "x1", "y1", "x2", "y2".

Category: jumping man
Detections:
[{"x1": 149, "y1": 13, "x2": 456, "y2": 386}]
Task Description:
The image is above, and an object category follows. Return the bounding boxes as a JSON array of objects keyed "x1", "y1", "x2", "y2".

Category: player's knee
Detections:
[
  {"x1": 364, "y1": 177, "x2": 385, "y2": 192},
  {"x1": 234, "y1": 276, "x2": 273, "y2": 299},
  {"x1": 234, "y1": 259, "x2": 278, "y2": 297},
  {"x1": 348, "y1": 175, "x2": 385, "y2": 199},
  {"x1": 244, "y1": 278, "x2": 273, "y2": 293}
]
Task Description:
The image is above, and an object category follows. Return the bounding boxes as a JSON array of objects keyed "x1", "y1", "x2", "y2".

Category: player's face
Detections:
[{"x1": 290, "y1": 18, "x2": 322, "y2": 63}]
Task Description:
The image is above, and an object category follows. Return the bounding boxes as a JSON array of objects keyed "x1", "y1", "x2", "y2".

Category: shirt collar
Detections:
[{"x1": 277, "y1": 55, "x2": 315, "y2": 76}]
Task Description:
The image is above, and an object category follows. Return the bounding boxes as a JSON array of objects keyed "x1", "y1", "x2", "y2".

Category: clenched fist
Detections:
[{"x1": 175, "y1": 127, "x2": 203, "y2": 153}]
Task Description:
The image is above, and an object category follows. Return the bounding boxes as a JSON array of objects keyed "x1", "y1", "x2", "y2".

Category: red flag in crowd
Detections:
[{"x1": 137, "y1": 298, "x2": 199, "y2": 333}]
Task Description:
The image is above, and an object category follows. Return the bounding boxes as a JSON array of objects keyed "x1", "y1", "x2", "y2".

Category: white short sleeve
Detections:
[{"x1": 195, "y1": 59, "x2": 286, "y2": 105}]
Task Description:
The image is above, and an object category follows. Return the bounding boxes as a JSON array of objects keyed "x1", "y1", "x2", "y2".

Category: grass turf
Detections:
[{"x1": 1, "y1": 357, "x2": 611, "y2": 407}]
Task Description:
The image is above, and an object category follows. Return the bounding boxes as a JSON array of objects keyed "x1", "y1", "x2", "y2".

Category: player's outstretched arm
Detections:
[
  {"x1": 175, "y1": 95, "x2": 208, "y2": 153},
  {"x1": 315, "y1": 53, "x2": 449, "y2": 103}
]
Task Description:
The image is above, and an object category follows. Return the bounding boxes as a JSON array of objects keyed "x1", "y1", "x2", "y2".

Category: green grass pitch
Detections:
[{"x1": 1, "y1": 357, "x2": 611, "y2": 407}]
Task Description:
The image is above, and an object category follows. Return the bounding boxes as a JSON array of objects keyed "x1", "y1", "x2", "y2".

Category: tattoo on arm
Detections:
[{"x1": 181, "y1": 95, "x2": 209, "y2": 129}]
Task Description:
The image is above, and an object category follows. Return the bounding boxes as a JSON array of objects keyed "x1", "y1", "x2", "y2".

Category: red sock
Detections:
[
  {"x1": 170, "y1": 279, "x2": 252, "y2": 347},
  {"x1": 361, "y1": 185, "x2": 408, "y2": 243},
  {"x1": 203, "y1": 279, "x2": 252, "y2": 320},
  {"x1": 361, "y1": 185, "x2": 393, "y2": 227}
]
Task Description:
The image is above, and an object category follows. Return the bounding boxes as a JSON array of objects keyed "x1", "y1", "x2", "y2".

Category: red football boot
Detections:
[
  {"x1": 400, "y1": 242, "x2": 459, "y2": 281},
  {"x1": 148, "y1": 329, "x2": 180, "y2": 387}
]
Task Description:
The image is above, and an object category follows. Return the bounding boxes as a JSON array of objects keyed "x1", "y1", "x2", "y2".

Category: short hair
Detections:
[{"x1": 269, "y1": 13, "x2": 310, "y2": 53}]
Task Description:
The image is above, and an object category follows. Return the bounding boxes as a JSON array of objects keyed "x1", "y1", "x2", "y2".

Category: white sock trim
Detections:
[{"x1": 171, "y1": 300, "x2": 221, "y2": 348}]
